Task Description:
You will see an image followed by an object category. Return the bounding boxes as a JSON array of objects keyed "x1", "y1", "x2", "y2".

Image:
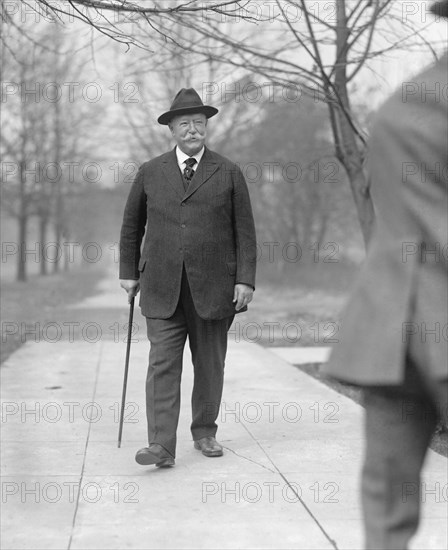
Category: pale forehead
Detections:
[{"x1": 171, "y1": 113, "x2": 207, "y2": 124}]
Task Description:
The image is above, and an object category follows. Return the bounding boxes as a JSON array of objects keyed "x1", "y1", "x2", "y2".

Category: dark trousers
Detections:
[
  {"x1": 362, "y1": 358, "x2": 447, "y2": 550},
  {"x1": 145, "y1": 268, "x2": 234, "y2": 457}
]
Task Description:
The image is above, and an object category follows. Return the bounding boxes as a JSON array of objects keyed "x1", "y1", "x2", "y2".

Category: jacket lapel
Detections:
[
  {"x1": 161, "y1": 148, "x2": 184, "y2": 198},
  {"x1": 184, "y1": 147, "x2": 219, "y2": 200}
]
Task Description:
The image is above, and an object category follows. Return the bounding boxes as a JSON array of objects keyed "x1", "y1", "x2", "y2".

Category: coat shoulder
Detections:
[
  {"x1": 206, "y1": 149, "x2": 239, "y2": 169},
  {"x1": 206, "y1": 149, "x2": 243, "y2": 178},
  {"x1": 373, "y1": 55, "x2": 447, "y2": 130},
  {"x1": 139, "y1": 151, "x2": 172, "y2": 170}
]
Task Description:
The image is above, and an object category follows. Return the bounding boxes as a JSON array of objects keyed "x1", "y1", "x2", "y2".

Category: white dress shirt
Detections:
[{"x1": 175, "y1": 146, "x2": 205, "y2": 175}]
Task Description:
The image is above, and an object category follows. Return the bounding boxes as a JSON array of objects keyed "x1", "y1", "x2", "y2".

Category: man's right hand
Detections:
[{"x1": 120, "y1": 279, "x2": 140, "y2": 304}]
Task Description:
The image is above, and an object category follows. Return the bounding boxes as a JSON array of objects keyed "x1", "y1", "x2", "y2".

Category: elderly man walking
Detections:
[
  {"x1": 323, "y1": 2, "x2": 448, "y2": 548},
  {"x1": 119, "y1": 88, "x2": 257, "y2": 467}
]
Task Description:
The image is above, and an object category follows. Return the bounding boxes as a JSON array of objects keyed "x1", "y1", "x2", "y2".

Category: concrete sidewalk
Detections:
[{"x1": 1, "y1": 280, "x2": 447, "y2": 549}]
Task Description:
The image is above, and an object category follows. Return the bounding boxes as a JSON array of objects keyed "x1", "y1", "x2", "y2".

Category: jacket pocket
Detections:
[{"x1": 226, "y1": 261, "x2": 236, "y2": 276}]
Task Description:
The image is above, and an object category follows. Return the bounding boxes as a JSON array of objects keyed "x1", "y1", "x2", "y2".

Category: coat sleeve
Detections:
[
  {"x1": 232, "y1": 166, "x2": 257, "y2": 289},
  {"x1": 119, "y1": 165, "x2": 147, "y2": 280}
]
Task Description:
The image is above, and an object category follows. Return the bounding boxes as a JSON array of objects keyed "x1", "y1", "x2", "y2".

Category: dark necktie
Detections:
[{"x1": 183, "y1": 157, "x2": 197, "y2": 190}]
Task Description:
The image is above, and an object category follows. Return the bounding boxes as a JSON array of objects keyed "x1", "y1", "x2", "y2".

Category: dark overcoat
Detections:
[
  {"x1": 322, "y1": 54, "x2": 448, "y2": 385},
  {"x1": 119, "y1": 147, "x2": 257, "y2": 320}
]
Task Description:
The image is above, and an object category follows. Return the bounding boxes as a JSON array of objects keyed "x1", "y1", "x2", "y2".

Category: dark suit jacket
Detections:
[
  {"x1": 322, "y1": 54, "x2": 448, "y2": 385},
  {"x1": 119, "y1": 146, "x2": 257, "y2": 320}
]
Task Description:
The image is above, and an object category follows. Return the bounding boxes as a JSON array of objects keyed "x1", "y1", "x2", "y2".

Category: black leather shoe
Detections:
[
  {"x1": 135, "y1": 444, "x2": 175, "y2": 467},
  {"x1": 194, "y1": 436, "x2": 223, "y2": 457}
]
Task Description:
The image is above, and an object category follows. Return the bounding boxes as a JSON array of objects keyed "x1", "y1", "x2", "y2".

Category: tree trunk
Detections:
[
  {"x1": 53, "y1": 217, "x2": 61, "y2": 274},
  {"x1": 17, "y1": 160, "x2": 27, "y2": 282},
  {"x1": 39, "y1": 216, "x2": 48, "y2": 275},
  {"x1": 63, "y1": 228, "x2": 70, "y2": 272},
  {"x1": 52, "y1": 32, "x2": 63, "y2": 274},
  {"x1": 330, "y1": 100, "x2": 375, "y2": 244},
  {"x1": 332, "y1": 0, "x2": 375, "y2": 246},
  {"x1": 17, "y1": 215, "x2": 27, "y2": 282},
  {"x1": 345, "y1": 164, "x2": 375, "y2": 244}
]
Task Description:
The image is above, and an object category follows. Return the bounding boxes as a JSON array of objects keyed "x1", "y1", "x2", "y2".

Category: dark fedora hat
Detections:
[
  {"x1": 158, "y1": 88, "x2": 218, "y2": 125},
  {"x1": 430, "y1": 0, "x2": 448, "y2": 16}
]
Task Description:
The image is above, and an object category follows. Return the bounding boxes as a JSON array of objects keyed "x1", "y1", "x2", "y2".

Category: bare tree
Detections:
[
  {"x1": 1, "y1": 37, "x2": 43, "y2": 281},
  {"x1": 1, "y1": 19, "x2": 104, "y2": 280},
  {"x1": 150, "y1": 0, "x2": 444, "y2": 243},
  {"x1": 6, "y1": 0, "x2": 444, "y2": 245}
]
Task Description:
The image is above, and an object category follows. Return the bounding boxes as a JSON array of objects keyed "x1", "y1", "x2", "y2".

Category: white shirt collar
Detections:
[{"x1": 175, "y1": 146, "x2": 205, "y2": 171}]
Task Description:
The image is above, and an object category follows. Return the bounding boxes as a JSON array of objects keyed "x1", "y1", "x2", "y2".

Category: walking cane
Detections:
[{"x1": 118, "y1": 296, "x2": 135, "y2": 448}]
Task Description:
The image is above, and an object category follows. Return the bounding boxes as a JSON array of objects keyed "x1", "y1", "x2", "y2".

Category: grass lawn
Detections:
[
  {"x1": 238, "y1": 281, "x2": 347, "y2": 347},
  {"x1": 246, "y1": 280, "x2": 448, "y2": 458},
  {"x1": 1, "y1": 265, "x2": 106, "y2": 365}
]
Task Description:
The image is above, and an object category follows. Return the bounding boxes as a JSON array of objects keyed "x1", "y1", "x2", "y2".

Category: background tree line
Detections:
[{"x1": 1, "y1": 0, "x2": 445, "y2": 282}]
